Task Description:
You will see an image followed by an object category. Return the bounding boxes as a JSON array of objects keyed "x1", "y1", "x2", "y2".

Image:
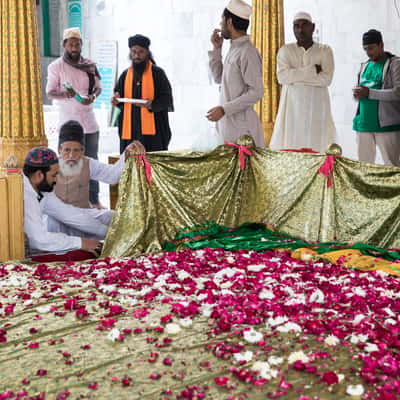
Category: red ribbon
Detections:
[
  {"x1": 318, "y1": 155, "x2": 338, "y2": 187},
  {"x1": 134, "y1": 155, "x2": 152, "y2": 185},
  {"x1": 224, "y1": 142, "x2": 252, "y2": 170},
  {"x1": 282, "y1": 148, "x2": 319, "y2": 154}
]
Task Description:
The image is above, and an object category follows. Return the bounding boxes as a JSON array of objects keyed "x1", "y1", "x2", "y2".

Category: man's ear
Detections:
[{"x1": 32, "y1": 169, "x2": 44, "y2": 184}]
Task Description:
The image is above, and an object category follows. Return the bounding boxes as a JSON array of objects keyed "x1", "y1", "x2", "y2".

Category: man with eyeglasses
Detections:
[{"x1": 44, "y1": 120, "x2": 145, "y2": 238}]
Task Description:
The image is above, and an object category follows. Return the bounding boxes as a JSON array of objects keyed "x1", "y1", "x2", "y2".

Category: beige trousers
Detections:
[{"x1": 356, "y1": 131, "x2": 400, "y2": 166}]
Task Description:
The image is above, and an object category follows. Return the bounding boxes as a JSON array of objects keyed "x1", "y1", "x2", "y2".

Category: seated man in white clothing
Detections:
[
  {"x1": 45, "y1": 120, "x2": 145, "y2": 237},
  {"x1": 23, "y1": 147, "x2": 102, "y2": 261}
]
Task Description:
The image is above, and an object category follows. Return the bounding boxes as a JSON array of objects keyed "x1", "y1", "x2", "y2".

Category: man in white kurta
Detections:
[
  {"x1": 270, "y1": 12, "x2": 336, "y2": 152},
  {"x1": 23, "y1": 147, "x2": 102, "y2": 256},
  {"x1": 207, "y1": 0, "x2": 265, "y2": 148}
]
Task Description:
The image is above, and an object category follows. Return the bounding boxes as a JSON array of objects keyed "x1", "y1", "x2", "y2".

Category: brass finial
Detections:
[
  {"x1": 325, "y1": 143, "x2": 342, "y2": 156},
  {"x1": 237, "y1": 135, "x2": 255, "y2": 146}
]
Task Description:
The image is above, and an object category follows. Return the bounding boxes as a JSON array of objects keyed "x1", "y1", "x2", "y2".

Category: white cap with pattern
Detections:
[
  {"x1": 226, "y1": 0, "x2": 252, "y2": 20},
  {"x1": 63, "y1": 27, "x2": 81, "y2": 41},
  {"x1": 293, "y1": 12, "x2": 313, "y2": 23}
]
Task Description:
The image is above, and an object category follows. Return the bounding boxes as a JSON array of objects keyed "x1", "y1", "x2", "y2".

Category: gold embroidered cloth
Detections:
[{"x1": 103, "y1": 136, "x2": 400, "y2": 258}]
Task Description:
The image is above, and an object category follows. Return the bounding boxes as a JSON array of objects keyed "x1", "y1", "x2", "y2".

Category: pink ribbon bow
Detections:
[
  {"x1": 318, "y1": 155, "x2": 338, "y2": 187},
  {"x1": 224, "y1": 142, "x2": 253, "y2": 170},
  {"x1": 134, "y1": 155, "x2": 152, "y2": 185}
]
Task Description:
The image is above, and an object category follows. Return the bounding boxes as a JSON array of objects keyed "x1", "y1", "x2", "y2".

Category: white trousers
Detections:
[{"x1": 356, "y1": 131, "x2": 400, "y2": 166}]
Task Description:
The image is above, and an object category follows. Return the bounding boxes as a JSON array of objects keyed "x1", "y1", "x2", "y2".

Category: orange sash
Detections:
[{"x1": 121, "y1": 62, "x2": 156, "y2": 139}]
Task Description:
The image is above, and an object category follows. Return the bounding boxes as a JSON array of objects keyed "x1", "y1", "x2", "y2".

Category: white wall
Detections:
[
  {"x1": 284, "y1": 0, "x2": 400, "y2": 160},
  {"x1": 82, "y1": 0, "x2": 233, "y2": 152},
  {"x1": 47, "y1": 0, "x2": 400, "y2": 160}
]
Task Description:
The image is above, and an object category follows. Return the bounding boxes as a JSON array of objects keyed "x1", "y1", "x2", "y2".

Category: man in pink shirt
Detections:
[{"x1": 46, "y1": 27, "x2": 103, "y2": 208}]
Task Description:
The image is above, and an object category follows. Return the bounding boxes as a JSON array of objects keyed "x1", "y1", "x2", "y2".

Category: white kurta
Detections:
[
  {"x1": 208, "y1": 35, "x2": 265, "y2": 148},
  {"x1": 45, "y1": 156, "x2": 126, "y2": 238},
  {"x1": 24, "y1": 175, "x2": 82, "y2": 254},
  {"x1": 270, "y1": 42, "x2": 336, "y2": 152}
]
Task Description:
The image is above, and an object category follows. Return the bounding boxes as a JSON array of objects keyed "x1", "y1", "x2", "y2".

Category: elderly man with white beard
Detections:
[{"x1": 44, "y1": 120, "x2": 145, "y2": 238}]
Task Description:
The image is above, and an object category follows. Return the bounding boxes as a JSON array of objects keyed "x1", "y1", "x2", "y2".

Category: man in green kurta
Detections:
[{"x1": 353, "y1": 29, "x2": 400, "y2": 166}]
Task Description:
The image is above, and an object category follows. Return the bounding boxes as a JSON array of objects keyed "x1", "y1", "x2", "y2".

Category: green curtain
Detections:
[{"x1": 102, "y1": 136, "x2": 400, "y2": 258}]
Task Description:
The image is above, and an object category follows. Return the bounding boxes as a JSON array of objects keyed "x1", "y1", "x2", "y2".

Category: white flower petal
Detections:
[
  {"x1": 247, "y1": 264, "x2": 266, "y2": 272},
  {"x1": 165, "y1": 323, "x2": 181, "y2": 335},
  {"x1": 277, "y1": 322, "x2": 302, "y2": 333},
  {"x1": 309, "y1": 289, "x2": 325, "y2": 303},
  {"x1": 259, "y1": 289, "x2": 275, "y2": 300},
  {"x1": 243, "y1": 328, "x2": 263, "y2": 344},
  {"x1": 36, "y1": 305, "x2": 52, "y2": 314},
  {"x1": 324, "y1": 334, "x2": 340, "y2": 346},
  {"x1": 346, "y1": 384, "x2": 364, "y2": 396},
  {"x1": 288, "y1": 350, "x2": 310, "y2": 364},
  {"x1": 233, "y1": 351, "x2": 253, "y2": 362},
  {"x1": 268, "y1": 356, "x2": 283, "y2": 366},
  {"x1": 107, "y1": 328, "x2": 121, "y2": 342},
  {"x1": 179, "y1": 318, "x2": 193, "y2": 328}
]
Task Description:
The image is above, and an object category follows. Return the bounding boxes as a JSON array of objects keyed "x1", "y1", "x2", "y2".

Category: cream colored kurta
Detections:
[
  {"x1": 209, "y1": 35, "x2": 265, "y2": 148},
  {"x1": 270, "y1": 42, "x2": 336, "y2": 152}
]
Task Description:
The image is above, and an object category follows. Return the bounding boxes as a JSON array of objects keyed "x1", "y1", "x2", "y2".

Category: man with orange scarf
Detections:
[{"x1": 112, "y1": 34, "x2": 174, "y2": 153}]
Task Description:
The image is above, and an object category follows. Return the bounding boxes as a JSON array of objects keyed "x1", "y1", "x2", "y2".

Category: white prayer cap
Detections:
[
  {"x1": 63, "y1": 27, "x2": 81, "y2": 41},
  {"x1": 293, "y1": 11, "x2": 313, "y2": 23},
  {"x1": 226, "y1": 0, "x2": 252, "y2": 20}
]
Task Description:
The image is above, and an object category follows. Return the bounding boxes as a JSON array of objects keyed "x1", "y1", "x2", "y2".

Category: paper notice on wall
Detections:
[{"x1": 91, "y1": 40, "x2": 118, "y2": 117}]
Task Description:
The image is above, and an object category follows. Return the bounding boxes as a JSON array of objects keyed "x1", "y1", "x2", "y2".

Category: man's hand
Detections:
[
  {"x1": 315, "y1": 64, "x2": 322, "y2": 74},
  {"x1": 353, "y1": 86, "x2": 369, "y2": 99},
  {"x1": 65, "y1": 88, "x2": 75, "y2": 98},
  {"x1": 81, "y1": 94, "x2": 97, "y2": 105},
  {"x1": 206, "y1": 106, "x2": 225, "y2": 122},
  {"x1": 136, "y1": 100, "x2": 152, "y2": 109},
  {"x1": 111, "y1": 92, "x2": 121, "y2": 106},
  {"x1": 81, "y1": 238, "x2": 102, "y2": 257},
  {"x1": 211, "y1": 29, "x2": 223, "y2": 49},
  {"x1": 81, "y1": 96, "x2": 92, "y2": 105},
  {"x1": 124, "y1": 141, "x2": 146, "y2": 158}
]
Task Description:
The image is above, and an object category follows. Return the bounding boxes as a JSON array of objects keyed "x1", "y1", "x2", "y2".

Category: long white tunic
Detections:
[
  {"x1": 24, "y1": 175, "x2": 82, "y2": 254},
  {"x1": 270, "y1": 42, "x2": 336, "y2": 152},
  {"x1": 45, "y1": 156, "x2": 126, "y2": 238},
  {"x1": 208, "y1": 35, "x2": 265, "y2": 148}
]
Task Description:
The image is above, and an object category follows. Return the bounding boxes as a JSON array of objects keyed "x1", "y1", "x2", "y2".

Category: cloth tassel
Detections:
[
  {"x1": 318, "y1": 155, "x2": 338, "y2": 187},
  {"x1": 224, "y1": 142, "x2": 252, "y2": 170},
  {"x1": 134, "y1": 155, "x2": 152, "y2": 185}
]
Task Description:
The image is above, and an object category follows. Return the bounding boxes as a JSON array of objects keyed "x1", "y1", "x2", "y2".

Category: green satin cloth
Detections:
[
  {"x1": 164, "y1": 222, "x2": 400, "y2": 262},
  {"x1": 102, "y1": 136, "x2": 400, "y2": 258}
]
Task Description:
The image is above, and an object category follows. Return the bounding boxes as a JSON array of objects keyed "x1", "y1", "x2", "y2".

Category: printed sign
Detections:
[
  {"x1": 91, "y1": 40, "x2": 118, "y2": 114},
  {"x1": 67, "y1": 0, "x2": 83, "y2": 33}
]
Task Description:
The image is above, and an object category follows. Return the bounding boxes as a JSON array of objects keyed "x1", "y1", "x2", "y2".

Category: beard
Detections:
[
  {"x1": 38, "y1": 179, "x2": 55, "y2": 193},
  {"x1": 132, "y1": 60, "x2": 148, "y2": 74},
  {"x1": 65, "y1": 50, "x2": 81, "y2": 62},
  {"x1": 221, "y1": 29, "x2": 230, "y2": 40},
  {"x1": 59, "y1": 158, "x2": 84, "y2": 177}
]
